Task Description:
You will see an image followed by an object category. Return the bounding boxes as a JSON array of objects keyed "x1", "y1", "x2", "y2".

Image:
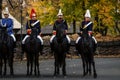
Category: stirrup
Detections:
[{"x1": 13, "y1": 48, "x2": 16, "y2": 53}]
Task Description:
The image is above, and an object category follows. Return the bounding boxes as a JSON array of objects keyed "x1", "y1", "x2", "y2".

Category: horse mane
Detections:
[
  {"x1": 56, "y1": 23, "x2": 66, "y2": 43},
  {"x1": 79, "y1": 28, "x2": 94, "y2": 54}
]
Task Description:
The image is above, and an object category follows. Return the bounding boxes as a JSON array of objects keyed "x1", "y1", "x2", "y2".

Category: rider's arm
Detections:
[
  {"x1": 7, "y1": 19, "x2": 13, "y2": 32},
  {"x1": 37, "y1": 21, "x2": 41, "y2": 35},
  {"x1": 26, "y1": 20, "x2": 31, "y2": 34},
  {"x1": 88, "y1": 22, "x2": 93, "y2": 36},
  {"x1": 53, "y1": 22, "x2": 56, "y2": 35},
  {"x1": 64, "y1": 20, "x2": 68, "y2": 34},
  {"x1": 26, "y1": 20, "x2": 30, "y2": 30},
  {"x1": 79, "y1": 21, "x2": 84, "y2": 34}
]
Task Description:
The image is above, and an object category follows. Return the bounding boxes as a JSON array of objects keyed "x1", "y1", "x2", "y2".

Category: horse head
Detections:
[
  {"x1": 30, "y1": 27, "x2": 38, "y2": 39},
  {"x1": 81, "y1": 28, "x2": 91, "y2": 47},
  {"x1": 0, "y1": 27, "x2": 8, "y2": 42},
  {"x1": 56, "y1": 24, "x2": 66, "y2": 43}
]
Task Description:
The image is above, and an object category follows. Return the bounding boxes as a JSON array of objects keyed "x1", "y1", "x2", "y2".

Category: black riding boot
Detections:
[
  {"x1": 21, "y1": 44, "x2": 25, "y2": 54},
  {"x1": 40, "y1": 45, "x2": 44, "y2": 55},
  {"x1": 20, "y1": 44, "x2": 25, "y2": 60},
  {"x1": 50, "y1": 43, "x2": 54, "y2": 53},
  {"x1": 13, "y1": 42, "x2": 16, "y2": 53},
  {"x1": 67, "y1": 43, "x2": 70, "y2": 54},
  {"x1": 94, "y1": 43, "x2": 97, "y2": 52},
  {"x1": 75, "y1": 43, "x2": 79, "y2": 52}
]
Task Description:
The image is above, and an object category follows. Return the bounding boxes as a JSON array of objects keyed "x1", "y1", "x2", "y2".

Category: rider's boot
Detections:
[
  {"x1": 67, "y1": 43, "x2": 70, "y2": 54},
  {"x1": 21, "y1": 44, "x2": 25, "y2": 54},
  {"x1": 13, "y1": 42, "x2": 16, "y2": 53},
  {"x1": 50, "y1": 43, "x2": 54, "y2": 53},
  {"x1": 40, "y1": 45, "x2": 44, "y2": 55}
]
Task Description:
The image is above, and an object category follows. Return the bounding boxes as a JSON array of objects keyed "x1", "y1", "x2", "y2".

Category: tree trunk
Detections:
[
  {"x1": 115, "y1": 21, "x2": 120, "y2": 34},
  {"x1": 73, "y1": 15, "x2": 76, "y2": 33},
  {"x1": 0, "y1": 0, "x2": 2, "y2": 19}
]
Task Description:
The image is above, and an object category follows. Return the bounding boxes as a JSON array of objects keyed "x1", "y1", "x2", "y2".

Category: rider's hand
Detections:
[
  {"x1": 39, "y1": 33, "x2": 42, "y2": 36},
  {"x1": 31, "y1": 23, "x2": 34, "y2": 27},
  {"x1": 27, "y1": 29, "x2": 31, "y2": 35},
  {"x1": 80, "y1": 31, "x2": 83, "y2": 34},
  {"x1": 53, "y1": 31, "x2": 56, "y2": 35}
]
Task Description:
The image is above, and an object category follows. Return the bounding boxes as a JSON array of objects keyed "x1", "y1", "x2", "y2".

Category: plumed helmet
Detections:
[
  {"x1": 30, "y1": 8, "x2": 36, "y2": 19},
  {"x1": 57, "y1": 9, "x2": 63, "y2": 16},
  {"x1": 3, "y1": 7, "x2": 9, "y2": 15},
  {"x1": 85, "y1": 9, "x2": 91, "y2": 18}
]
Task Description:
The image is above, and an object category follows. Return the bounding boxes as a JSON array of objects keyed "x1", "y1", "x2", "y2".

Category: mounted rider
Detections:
[
  {"x1": 76, "y1": 9, "x2": 97, "y2": 51},
  {"x1": 22, "y1": 9, "x2": 43, "y2": 54},
  {"x1": 0, "y1": 7, "x2": 16, "y2": 52},
  {"x1": 50, "y1": 9, "x2": 71, "y2": 53}
]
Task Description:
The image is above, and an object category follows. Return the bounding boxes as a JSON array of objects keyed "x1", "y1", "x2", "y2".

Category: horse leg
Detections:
[
  {"x1": 3, "y1": 57, "x2": 7, "y2": 76},
  {"x1": 9, "y1": 55, "x2": 14, "y2": 75},
  {"x1": 54, "y1": 58, "x2": 59, "y2": 76},
  {"x1": 85, "y1": 59, "x2": 89, "y2": 75},
  {"x1": 62, "y1": 57, "x2": 66, "y2": 76},
  {"x1": 0, "y1": 59, "x2": 3, "y2": 75},
  {"x1": 88, "y1": 61, "x2": 91, "y2": 75},
  {"x1": 88, "y1": 54, "x2": 92, "y2": 76},
  {"x1": 54, "y1": 60, "x2": 57, "y2": 76},
  {"x1": 34, "y1": 54, "x2": 37, "y2": 76},
  {"x1": 36, "y1": 54, "x2": 40, "y2": 76},
  {"x1": 81, "y1": 55, "x2": 86, "y2": 77},
  {"x1": 27, "y1": 55, "x2": 30, "y2": 75},
  {"x1": 30, "y1": 56, "x2": 33, "y2": 75},
  {"x1": 56, "y1": 64, "x2": 59, "y2": 75},
  {"x1": 92, "y1": 58, "x2": 97, "y2": 78}
]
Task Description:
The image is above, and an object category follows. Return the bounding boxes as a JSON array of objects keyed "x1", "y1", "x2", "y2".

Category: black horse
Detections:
[
  {"x1": 24, "y1": 27, "x2": 42, "y2": 76},
  {"x1": 0, "y1": 27, "x2": 14, "y2": 76},
  {"x1": 52, "y1": 23, "x2": 69, "y2": 77},
  {"x1": 76, "y1": 29, "x2": 97, "y2": 78}
]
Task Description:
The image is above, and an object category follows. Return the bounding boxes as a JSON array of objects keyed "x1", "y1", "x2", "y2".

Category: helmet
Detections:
[
  {"x1": 57, "y1": 9, "x2": 63, "y2": 16},
  {"x1": 3, "y1": 7, "x2": 9, "y2": 15},
  {"x1": 85, "y1": 9, "x2": 91, "y2": 18},
  {"x1": 30, "y1": 9, "x2": 36, "y2": 19}
]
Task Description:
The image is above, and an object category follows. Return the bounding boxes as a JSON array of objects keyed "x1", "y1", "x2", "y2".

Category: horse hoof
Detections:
[
  {"x1": 64, "y1": 75, "x2": 67, "y2": 78},
  {"x1": 89, "y1": 72, "x2": 92, "y2": 76},
  {"x1": 30, "y1": 72, "x2": 32, "y2": 75},
  {"x1": 26, "y1": 73, "x2": 30, "y2": 76},
  {"x1": 94, "y1": 73, "x2": 97, "y2": 78},
  {"x1": 34, "y1": 74, "x2": 37, "y2": 76},
  {"x1": 83, "y1": 73, "x2": 87, "y2": 77},
  {"x1": 3, "y1": 73, "x2": 6, "y2": 76},
  {"x1": 10, "y1": 73, "x2": 14, "y2": 76},
  {"x1": 63, "y1": 73, "x2": 67, "y2": 77}
]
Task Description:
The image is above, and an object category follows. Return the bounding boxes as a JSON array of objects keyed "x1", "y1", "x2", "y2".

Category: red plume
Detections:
[{"x1": 30, "y1": 8, "x2": 36, "y2": 19}]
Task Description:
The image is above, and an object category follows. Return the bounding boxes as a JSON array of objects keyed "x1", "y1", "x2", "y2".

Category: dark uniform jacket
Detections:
[
  {"x1": 53, "y1": 19, "x2": 68, "y2": 31},
  {"x1": 26, "y1": 20, "x2": 41, "y2": 35},
  {"x1": 80, "y1": 21, "x2": 93, "y2": 32}
]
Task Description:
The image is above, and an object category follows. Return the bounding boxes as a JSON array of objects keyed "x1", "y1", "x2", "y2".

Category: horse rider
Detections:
[
  {"x1": 50, "y1": 9, "x2": 71, "y2": 53},
  {"x1": 0, "y1": 7, "x2": 16, "y2": 52},
  {"x1": 22, "y1": 9, "x2": 43, "y2": 54},
  {"x1": 76, "y1": 9, "x2": 97, "y2": 51}
]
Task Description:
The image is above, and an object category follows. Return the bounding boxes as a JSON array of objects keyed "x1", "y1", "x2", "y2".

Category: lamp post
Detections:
[{"x1": 19, "y1": 0, "x2": 23, "y2": 45}]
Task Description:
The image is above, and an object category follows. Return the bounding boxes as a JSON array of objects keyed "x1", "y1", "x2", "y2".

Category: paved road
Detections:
[{"x1": 0, "y1": 58, "x2": 120, "y2": 80}]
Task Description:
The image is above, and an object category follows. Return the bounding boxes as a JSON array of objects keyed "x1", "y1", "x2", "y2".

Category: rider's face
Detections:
[
  {"x1": 58, "y1": 15, "x2": 63, "y2": 22},
  {"x1": 4, "y1": 14, "x2": 9, "y2": 18},
  {"x1": 32, "y1": 16, "x2": 37, "y2": 20},
  {"x1": 58, "y1": 15, "x2": 63, "y2": 19},
  {"x1": 85, "y1": 17, "x2": 90, "y2": 21},
  {"x1": 31, "y1": 14, "x2": 37, "y2": 20}
]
